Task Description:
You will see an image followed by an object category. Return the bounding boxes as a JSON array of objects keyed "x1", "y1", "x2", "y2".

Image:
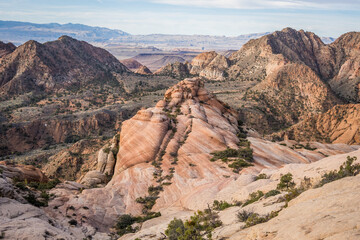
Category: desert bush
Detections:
[
  {"x1": 277, "y1": 173, "x2": 295, "y2": 190},
  {"x1": 255, "y1": 173, "x2": 268, "y2": 181},
  {"x1": 115, "y1": 214, "x2": 137, "y2": 236},
  {"x1": 165, "y1": 218, "x2": 185, "y2": 240},
  {"x1": 236, "y1": 210, "x2": 253, "y2": 222},
  {"x1": 245, "y1": 211, "x2": 279, "y2": 228},
  {"x1": 317, "y1": 156, "x2": 360, "y2": 187},
  {"x1": 243, "y1": 191, "x2": 264, "y2": 206},
  {"x1": 165, "y1": 208, "x2": 222, "y2": 240},
  {"x1": 264, "y1": 190, "x2": 280, "y2": 198},
  {"x1": 212, "y1": 200, "x2": 233, "y2": 211}
]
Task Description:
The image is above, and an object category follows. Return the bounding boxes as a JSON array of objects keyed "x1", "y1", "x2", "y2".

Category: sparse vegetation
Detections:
[
  {"x1": 316, "y1": 156, "x2": 360, "y2": 187},
  {"x1": 212, "y1": 200, "x2": 233, "y2": 211},
  {"x1": 244, "y1": 211, "x2": 279, "y2": 228},
  {"x1": 236, "y1": 209, "x2": 253, "y2": 222},
  {"x1": 264, "y1": 189, "x2": 280, "y2": 198},
  {"x1": 165, "y1": 208, "x2": 222, "y2": 240},
  {"x1": 210, "y1": 147, "x2": 253, "y2": 173},
  {"x1": 255, "y1": 173, "x2": 268, "y2": 180},
  {"x1": 243, "y1": 190, "x2": 264, "y2": 206}
]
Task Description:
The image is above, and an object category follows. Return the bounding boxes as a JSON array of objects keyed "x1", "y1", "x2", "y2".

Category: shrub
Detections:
[
  {"x1": 243, "y1": 191, "x2": 264, "y2": 206},
  {"x1": 245, "y1": 211, "x2": 279, "y2": 228},
  {"x1": 264, "y1": 190, "x2": 280, "y2": 198},
  {"x1": 210, "y1": 146, "x2": 254, "y2": 173},
  {"x1": 165, "y1": 208, "x2": 222, "y2": 240},
  {"x1": 284, "y1": 188, "x2": 302, "y2": 203},
  {"x1": 255, "y1": 173, "x2": 268, "y2": 181},
  {"x1": 165, "y1": 218, "x2": 185, "y2": 240},
  {"x1": 115, "y1": 214, "x2": 137, "y2": 236},
  {"x1": 236, "y1": 210, "x2": 253, "y2": 222},
  {"x1": 212, "y1": 200, "x2": 233, "y2": 211},
  {"x1": 24, "y1": 193, "x2": 47, "y2": 207},
  {"x1": 317, "y1": 156, "x2": 360, "y2": 187},
  {"x1": 277, "y1": 173, "x2": 295, "y2": 190}
]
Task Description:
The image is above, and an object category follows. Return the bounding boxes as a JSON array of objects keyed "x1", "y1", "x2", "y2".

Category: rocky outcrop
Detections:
[
  {"x1": 135, "y1": 65, "x2": 152, "y2": 75},
  {"x1": 190, "y1": 51, "x2": 230, "y2": 80},
  {"x1": 0, "y1": 41, "x2": 16, "y2": 58},
  {"x1": 0, "y1": 36, "x2": 130, "y2": 95},
  {"x1": 79, "y1": 136, "x2": 119, "y2": 187},
  {"x1": 45, "y1": 78, "x2": 359, "y2": 233},
  {"x1": 154, "y1": 61, "x2": 191, "y2": 79},
  {"x1": 0, "y1": 161, "x2": 48, "y2": 182},
  {"x1": 273, "y1": 103, "x2": 360, "y2": 144},
  {"x1": 156, "y1": 51, "x2": 230, "y2": 80}
]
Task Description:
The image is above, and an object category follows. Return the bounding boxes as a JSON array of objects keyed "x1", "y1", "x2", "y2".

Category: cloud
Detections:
[{"x1": 149, "y1": 0, "x2": 360, "y2": 10}]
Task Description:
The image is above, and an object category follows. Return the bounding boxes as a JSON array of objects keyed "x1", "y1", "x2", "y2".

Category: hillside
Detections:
[{"x1": 0, "y1": 36, "x2": 130, "y2": 95}]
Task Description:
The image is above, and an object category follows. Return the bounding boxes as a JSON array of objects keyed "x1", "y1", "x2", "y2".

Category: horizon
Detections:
[{"x1": 1, "y1": 0, "x2": 360, "y2": 38}]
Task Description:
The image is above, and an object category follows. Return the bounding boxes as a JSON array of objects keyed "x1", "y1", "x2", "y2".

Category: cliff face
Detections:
[{"x1": 0, "y1": 36, "x2": 130, "y2": 95}]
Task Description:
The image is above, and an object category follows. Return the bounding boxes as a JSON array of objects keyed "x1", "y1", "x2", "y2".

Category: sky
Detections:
[{"x1": 0, "y1": 0, "x2": 360, "y2": 37}]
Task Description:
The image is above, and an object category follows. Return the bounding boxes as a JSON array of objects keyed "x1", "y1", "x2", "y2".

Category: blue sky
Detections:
[{"x1": 0, "y1": 0, "x2": 360, "y2": 37}]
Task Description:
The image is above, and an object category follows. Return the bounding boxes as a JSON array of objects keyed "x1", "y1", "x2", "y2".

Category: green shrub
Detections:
[
  {"x1": 255, "y1": 173, "x2": 268, "y2": 181},
  {"x1": 181, "y1": 209, "x2": 222, "y2": 239},
  {"x1": 210, "y1": 146, "x2": 254, "y2": 173},
  {"x1": 284, "y1": 188, "x2": 302, "y2": 203},
  {"x1": 212, "y1": 200, "x2": 233, "y2": 211},
  {"x1": 165, "y1": 218, "x2": 185, "y2": 240},
  {"x1": 245, "y1": 211, "x2": 279, "y2": 228},
  {"x1": 264, "y1": 190, "x2": 280, "y2": 198},
  {"x1": 317, "y1": 156, "x2": 360, "y2": 187},
  {"x1": 15, "y1": 182, "x2": 27, "y2": 190},
  {"x1": 115, "y1": 214, "x2": 137, "y2": 236},
  {"x1": 243, "y1": 191, "x2": 264, "y2": 207},
  {"x1": 24, "y1": 193, "x2": 47, "y2": 207},
  {"x1": 277, "y1": 173, "x2": 295, "y2": 190},
  {"x1": 236, "y1": 210, "x2": 253, "y2": 222}
]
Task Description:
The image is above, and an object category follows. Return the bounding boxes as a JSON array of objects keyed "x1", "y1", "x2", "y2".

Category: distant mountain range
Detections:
[
  {"x1": 0, "y1": 20, "x2": 335, "y2": 53},
  {"x1": 0, "y1": 20, "x2": 129, "y2": 44}
]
